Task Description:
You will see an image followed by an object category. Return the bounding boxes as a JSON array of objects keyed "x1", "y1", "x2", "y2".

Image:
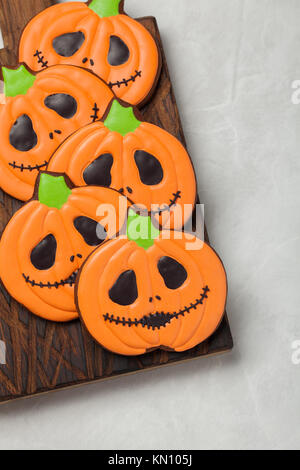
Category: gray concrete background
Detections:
[{"x1": 0, "y1": 0, "x2": 299, "y2": 450}]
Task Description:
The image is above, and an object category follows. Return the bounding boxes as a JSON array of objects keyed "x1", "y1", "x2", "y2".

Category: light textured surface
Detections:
[{"x1": 0, "y1": 0, "x2": 300, "y2": 450}]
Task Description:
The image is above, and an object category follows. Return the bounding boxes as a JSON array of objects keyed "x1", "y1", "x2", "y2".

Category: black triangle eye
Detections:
[
  {"x1": 9, "y1": 114, "x2": 38, "y2": 152},
  {"x1": 30, "y1": 234, "x2": 57, "y2": 270},
  {"x1": 73, "y1": 216, "x2": 107, "y2": 246},
  {"x1": 134, "y1": 150, "x2": 164, "y2": 186},
  {"x1": 83, "y1": 154, "x2": 113, "y2": 187},
  {"x1": 44, "y1": 94, "x2": 77, "y2": 119},
  {"x1": 109, "y1": 270, "x2": 138, "y2": 306},
  {"x1": 108, "y1": 36, "x2": 130, "y2": 66},
  {"x1": 52, "y1": 31, "x2": 85, "y2": 57},
  {"x1": 158, "y1": 257, "x2": 187, "y2": 290}
]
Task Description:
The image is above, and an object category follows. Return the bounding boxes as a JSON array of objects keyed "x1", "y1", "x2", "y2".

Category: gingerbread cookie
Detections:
[
  {"x1": 48, "y1": 99, "x2": 197, "y2": 229},
  {"x1": 19, "y1": 0, "x2": 161, "y2": 106},
  {"x1": 0, "y1": 172, "x2": 128, "y2": 322},
  {"x1": 0, "y1": 64, "x2": 113, "y2": 201},
  {"x1": 76, "y1": 209, "x2": 227, "y2": 356}
]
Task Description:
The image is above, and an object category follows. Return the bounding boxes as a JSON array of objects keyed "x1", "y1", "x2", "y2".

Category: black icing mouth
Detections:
[
  {"x1": 108, "y1": 70, "x2": 142, "y2": 89},
  {"x1": 22, "y1": 269, "x2": 79, "y2": 289},
  {"x1": 90, "y1": 103, "x2": 100, "y2": 122},
  {"x1": 103, "y1": 286, "x2": 210, "y2": 331},
  {"x1": 9, "y1": 161, "x2": 48, "y2": 172},
  {"x1": 34, "y1": 50, "x2": 48, "y2": 69},
  {"x1": 153, "y1": 191, "x2": 182, "y2": 215},
  {"x1": 121, "y1": 190, "x2": 182, "y2": 215}
]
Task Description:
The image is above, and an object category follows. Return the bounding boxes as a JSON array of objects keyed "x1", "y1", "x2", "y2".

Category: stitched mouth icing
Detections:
[
  {"x1": 153, "y1": 191, "x2": 182, "y2": 215},
  {"x1": 90, "y1": 103, "x2": 100, "y2": 122},
  {"x1": 108, "y1": 70, "x2": 142, "y2": 89},
  {"x1": 103, "y1": 286, "x2": 210, "y2": 331},
  {"x1": 22, "y1": 269, "x2": 79, "y2": 289},
  {"x1": 34, "y1": 50, "x2": 48, "y2": 69},
  {"x1": 9, "y1": 161, "x2": 48, "y2": 172},
  {"x1": 121, "y1": 191, "x2": 182, "y2": 215}
]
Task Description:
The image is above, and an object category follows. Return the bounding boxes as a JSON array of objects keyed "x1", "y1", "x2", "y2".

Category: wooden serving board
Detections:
[{"x1": 0, "y1": 0, "x2": 233, "y2": 403}]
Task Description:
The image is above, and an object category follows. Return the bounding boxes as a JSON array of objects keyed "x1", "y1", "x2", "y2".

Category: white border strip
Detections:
[
  {"x1": 0, "y1": 341, "x2": 6, "y2": 365},
  {"x1": 0, "y1": 27, "x2": 4, "y2": 50}
]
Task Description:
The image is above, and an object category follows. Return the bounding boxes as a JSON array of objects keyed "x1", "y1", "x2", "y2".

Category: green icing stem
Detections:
[
  {"x1": 2, "y1": 65, "x2": 36, "y2": 98},
  {"x1": 38, "y1": 174, "x2": 71, "y2": 210},
  {"x1": 127, "y1": 208, "x2": 159, "y2": 250},
  {"x1": 104, "y1": 100, "x2": 141, "y2": 136},
  {"x1": 89, "y1": 0, "x2": 122, "y2": 17}
]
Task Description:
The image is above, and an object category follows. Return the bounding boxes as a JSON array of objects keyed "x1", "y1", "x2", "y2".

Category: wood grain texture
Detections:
[
  {"x1": 0, "y1": 0, "x2": 233, "y2": 403},
  {"x1": 0, "y1": 0, "x2": 53, "y2": 66}
]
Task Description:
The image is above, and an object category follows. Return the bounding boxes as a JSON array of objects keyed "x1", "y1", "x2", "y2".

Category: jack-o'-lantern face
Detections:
[
  {"x1": 0, "y1": 172, "x2": 128, "y2": 322},
  {"x1": 48, "y1": 100, "x2": 197, "y2": 230},
  {"x1": 0, "y1": 64, "x2": 113, "y2": 201},
  {"x1": 19, "y1": 0, "x2": 161, "y2": 106},
  {"x1": 76, "y1": 210, "x2": 227, "y2": 356}
]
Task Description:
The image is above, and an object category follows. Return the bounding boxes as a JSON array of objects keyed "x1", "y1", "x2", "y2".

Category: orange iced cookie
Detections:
[
  {"x1": 0, "y1": 64, "x2": 113, "y2": 201},
  {"x1": 76, "y1": 209, "x2": 227, "y2": 356},
  {"x1": 19, "y1": 0, "x2": 161, "y2": 106},
  {"x1": 48, "y1": 99, "x2": 197, "y2": 229},
  {"x1": 0, "y1": 172, "x2": 128, "y2": 322}
]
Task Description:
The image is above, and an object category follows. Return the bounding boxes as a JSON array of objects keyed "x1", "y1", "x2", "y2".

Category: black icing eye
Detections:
[
  {"x1": 108, "y1": 35, "x2": 130, "y2": 66},
  {"x1": 44, "y1": 94, "x2": 77, "y2": 119},
  {"x1": 158, "y1": 257, "x2": 187, "y2": 290},
  {"x1": 134, "y1": 150, "x2": 164, "y2": 186},
  {"x1": 30, "y1": 234, "x2": 57, "y2": 270},
  {"x1": 109, "y1": 270, "x2": 138, "y2": 306},
  {"x1": 52, "y1": 31, "x2": 85, "y2": 57},
  {"x1": 83, "y1": 154, "x2": 113, "y2": 187},
  {"x1": 9, "y1": 115, "x2": 38, "y2": 152},
  {"x1": 73, "y1": 216, "x2": 107, "y2": 246}
]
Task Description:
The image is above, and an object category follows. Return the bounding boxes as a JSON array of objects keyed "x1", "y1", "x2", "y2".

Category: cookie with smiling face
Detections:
[
  {"x1": 19, "y1": 0, "x2": 161, "y2": 107},
  {"x1": 0, "y1": 64, "x2": 113, "y2": 201},
  {"x1": 47, "y1": 99, "x2": 197, "y2": 230},
  {"x1": 76, "y1": 209, "x2": 227, "y2": 356},
  {"x1": 0, "y1": 172, "x2": 128, "y2": 322}
]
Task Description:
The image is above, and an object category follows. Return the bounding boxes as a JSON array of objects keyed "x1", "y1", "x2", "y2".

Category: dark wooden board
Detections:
[{"x1": 0, "y1": 0, "x2": 233, "y2": 403}]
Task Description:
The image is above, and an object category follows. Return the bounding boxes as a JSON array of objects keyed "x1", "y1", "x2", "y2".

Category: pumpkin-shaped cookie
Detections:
[
  {"x1": 0, "y1": 64, "x2": 113, "y2": 201},
  {"x1": 76, "y1": 209, "x2": 227, "y2": 356},
  {"x1": 19, "y1": 0, "x2": 161, "y2": 106},
  {"x1": 0, "y1": 172, "x2": 128, "y2": 322},
  {"x1": 48, "y1": 100, "x2": 197, "y2": 229}
]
